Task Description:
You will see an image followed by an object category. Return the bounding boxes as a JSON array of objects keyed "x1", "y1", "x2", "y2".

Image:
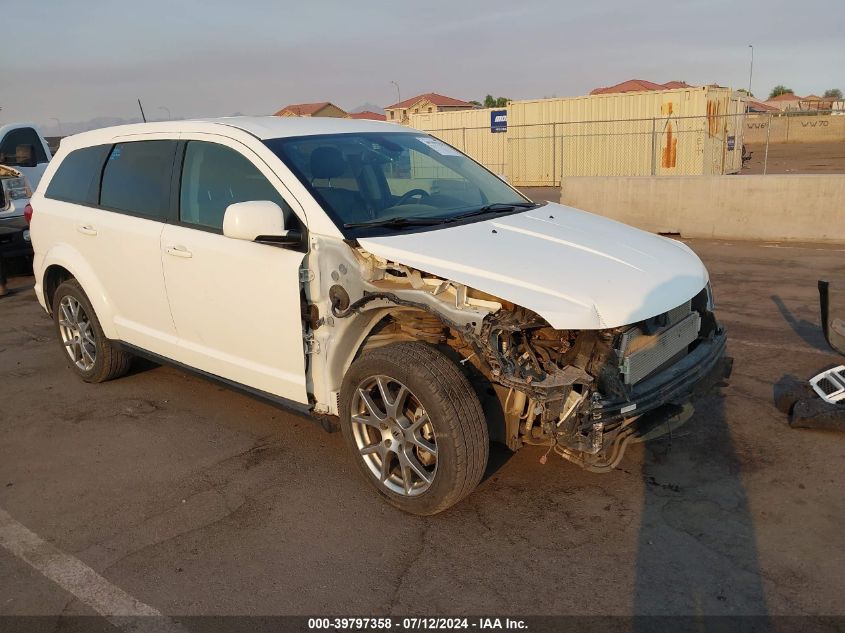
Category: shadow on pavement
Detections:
[
  {"x1": 633, "y1": 390, "x2": 769, "y2": 625},
  {"x1": 771, "y1": 294, "x2": 830, "y2": 352}
]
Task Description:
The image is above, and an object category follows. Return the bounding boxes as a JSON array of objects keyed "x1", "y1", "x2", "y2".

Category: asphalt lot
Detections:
[{"x1": 2, "y1": 238, "x2": 845, "y2": 622}]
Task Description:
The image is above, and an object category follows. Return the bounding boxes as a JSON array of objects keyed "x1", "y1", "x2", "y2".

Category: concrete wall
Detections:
[
  {"x1": 560, "y1": 175, "x2": 845, "y2": 243},
  {"x1": 744, "y1": 114, "x2": 845, "y2": 144}
]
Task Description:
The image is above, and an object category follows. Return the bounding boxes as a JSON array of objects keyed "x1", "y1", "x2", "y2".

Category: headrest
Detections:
[
  {"x1": 15, "y1": 144, "x2": 33, "y2": 163},
  {"x1": 310, "y1": 146, "x2": 346, "y2": 180}
]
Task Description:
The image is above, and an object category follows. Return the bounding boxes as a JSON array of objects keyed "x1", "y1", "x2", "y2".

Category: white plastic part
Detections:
[
  {"x1": 809, "y1": 365, "x2": 845, "y2": 404},
  {"x1": 222, "y1": 200, "x2": 284, "y2": 242}
]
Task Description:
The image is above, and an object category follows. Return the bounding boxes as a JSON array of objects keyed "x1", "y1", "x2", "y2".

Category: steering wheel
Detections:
[{"x1": 396, "y1": 189, "x2": 431, "y2": 205}]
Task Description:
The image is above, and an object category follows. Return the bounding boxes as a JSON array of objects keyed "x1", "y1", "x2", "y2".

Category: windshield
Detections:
[{"x1": 264, "y1": 132, "x2": 535, "y2": 236}]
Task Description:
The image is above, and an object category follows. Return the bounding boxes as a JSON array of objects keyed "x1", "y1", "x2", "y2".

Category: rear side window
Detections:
[
  {"x1": 45, "y1": 145, "x2": 111, "y2": 205},
  {"x1": 0, "y1": 127, "x2": 49, "y2": 166},
  {"x1": 100, "y1": 141, "x2": 177, "y2": 220},
  {"x1": 179, "y1": 141, "x2": 293, "y2": 230}
]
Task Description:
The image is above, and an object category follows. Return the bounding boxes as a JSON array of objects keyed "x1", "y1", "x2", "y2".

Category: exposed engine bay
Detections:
[{"x1": 305, "y1": 242, "x2": 729, "y2": 472}]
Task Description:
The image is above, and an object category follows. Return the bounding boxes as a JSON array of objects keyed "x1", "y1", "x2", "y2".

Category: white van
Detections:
[{"x1": 30, "y1": 117, "x2": 730, "y2": 515}]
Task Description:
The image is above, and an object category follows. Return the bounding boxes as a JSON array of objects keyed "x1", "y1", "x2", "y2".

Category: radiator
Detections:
[{"x1": 619, "y1": 307, "x2": 701, "y2": 385}]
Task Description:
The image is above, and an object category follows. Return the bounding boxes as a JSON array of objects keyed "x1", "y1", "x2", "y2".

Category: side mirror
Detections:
[
  {"x1": 15, "y1": 145, "x2": 38, "y2": 168},
  {"x1": 222, "y1": 200, "x2": 301, "y2": 246}
]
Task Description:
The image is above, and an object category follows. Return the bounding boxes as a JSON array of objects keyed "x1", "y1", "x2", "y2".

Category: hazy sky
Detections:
[{"x1": 5, "y1": 0, "x2": 844, "y2": 132}]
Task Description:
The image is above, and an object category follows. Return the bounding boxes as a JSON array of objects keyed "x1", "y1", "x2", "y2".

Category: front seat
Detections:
[{"x1": 310, "y1": 147, "x2": 369, "y2": 223}]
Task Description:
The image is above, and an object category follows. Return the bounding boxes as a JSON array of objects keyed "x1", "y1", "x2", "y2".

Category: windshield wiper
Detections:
[
  {"x1": 451, "y1": 201, "x2": 539, "y2": 221},
  {"x1": 344, "y1": 202, "x2": 540, "y2": 230},
  {"x1": 343, "y1": 216, "x2": 449, "y2": 229}
]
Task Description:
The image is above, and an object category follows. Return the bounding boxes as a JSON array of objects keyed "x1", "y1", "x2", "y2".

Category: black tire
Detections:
[
  {"x1": 52, "y1": 279, "x2": 133, "y2": 383},
  {"x1": 340, "y1": 342, "x2": 488, "y2": 515}
]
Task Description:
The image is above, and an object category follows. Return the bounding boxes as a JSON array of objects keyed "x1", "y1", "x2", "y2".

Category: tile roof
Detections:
[
  {"x1": 590, "y1": 79, "x2": 667, "y2": 95},
  {"x1": 661, "y1": 81, "x2": 693, "y2": 89},
  {"x1": 348, "y1": 111, "x2": 387, "y2": 121},
  {"x1": 767, "y1": 92, "x2": 801, "y2": 101},
  {"x1": 273, "y1": 102, "x2": 346, "y2": 116},
  {"x1": 386, "y1": 92, "x2": 473, "y2": 110},
  {"x1": 590, "y1": 79, "x2": 695, "y2": 95},
  {"x1": 746, "y1": 99, "x2": 780, "y2": 112}
]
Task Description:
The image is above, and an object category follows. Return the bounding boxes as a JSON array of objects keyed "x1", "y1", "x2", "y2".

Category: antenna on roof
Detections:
[{"x1": 137, "y1": 98, "x2": 147, "y2": 123}]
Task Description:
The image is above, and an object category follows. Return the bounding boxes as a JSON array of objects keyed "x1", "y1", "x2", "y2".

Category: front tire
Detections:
[
  {"x1": 340, "y1": 342, "x2": 489, "y2": 515},
  {"x1": 52, "y1": 279, "x2": 132, "y2": 383}
]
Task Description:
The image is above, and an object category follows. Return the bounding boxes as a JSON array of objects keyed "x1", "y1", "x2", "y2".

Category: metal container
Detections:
[
  {"x1": 410, "y1": 108, "x2": 508, "y2": 177},
  {"x1": 410, "y1": 87, "x2": 745, "y2": 186}
]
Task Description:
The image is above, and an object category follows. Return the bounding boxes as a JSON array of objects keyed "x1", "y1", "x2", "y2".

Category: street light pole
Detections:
[
  {"x1": 159, "y1": 106, "x2": 171, "y2": 120},
  {"x1": 747, "y1": 44, "x2": 754, "y2": 96},
  {"x1": 390, "y1": 80, "x2": 401, "y2": 105}
]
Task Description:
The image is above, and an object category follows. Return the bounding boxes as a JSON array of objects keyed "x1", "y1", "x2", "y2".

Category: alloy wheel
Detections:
[
  {"x1": 57, "y1": 295, "x2": 97, "y2": 371},
  {"x1": 350, "y1": 375, "x2": 438, "y2": 496}
]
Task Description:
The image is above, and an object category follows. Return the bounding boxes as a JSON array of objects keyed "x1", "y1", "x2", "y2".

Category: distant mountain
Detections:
[
  {"x1": 41, "y1": 116, "x2": 144, "y2": 137},
  {"x1": 348, "y1": 103, "x2": 384, "y2": 114},
  {"x1": 40, "y1": 112, "x2": 272, "y2": 137}
]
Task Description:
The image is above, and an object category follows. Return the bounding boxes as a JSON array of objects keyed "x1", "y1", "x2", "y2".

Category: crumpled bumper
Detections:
[
  {"x1": 592, "y1": 327, "x2": 732, "y2": 426},
  {"x1": 555, "y1": 327, "x2": 731, "y2": 472}
]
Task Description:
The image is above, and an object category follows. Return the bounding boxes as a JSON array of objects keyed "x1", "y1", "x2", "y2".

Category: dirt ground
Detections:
[
  {"x1": 2, "y1": 239, "x2": 845, "y2": 625},
  {"x1": 518, "y1": 142, "x2": 844, "y2": 202},
  {"x1": 743, "y1": 141, "x2": 845, "y2": 174}
]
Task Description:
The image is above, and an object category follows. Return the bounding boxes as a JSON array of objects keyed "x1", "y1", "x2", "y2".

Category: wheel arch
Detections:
[
  {"x1": 326, "y1": 307, "x2": 507, "y2": 445},
  {"x1": 321, "y1": 307, "x2": 403, "y2": 408},
  {"x1": 40, "y1": 245, "x2": 119, "y2": 339},
  {"x1": 43, "y1": 265, "x2": 73, "y2": 315}
]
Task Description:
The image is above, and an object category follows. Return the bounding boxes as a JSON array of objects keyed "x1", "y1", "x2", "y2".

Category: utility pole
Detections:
[{"x1": 747, "y1": 44, "x2": 754, "y2": 96}]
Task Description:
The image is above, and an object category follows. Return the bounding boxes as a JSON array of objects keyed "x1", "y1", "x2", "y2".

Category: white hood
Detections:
[{"x1": 358, "y1": 203, "x2": 709, "y2": 330}]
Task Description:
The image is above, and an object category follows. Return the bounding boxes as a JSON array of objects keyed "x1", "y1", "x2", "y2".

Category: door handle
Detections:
[
  {"x1": 77, "y1": 224, "x2": 97, "y2": 236},
  {"x1": 166, "y1": 245, "x2": 192, "y2": 259}
]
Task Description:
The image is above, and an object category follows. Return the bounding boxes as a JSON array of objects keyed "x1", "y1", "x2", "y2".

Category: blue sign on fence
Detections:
[{"x1": 491, "y1": 109, "x2": 507, "y2": 133}]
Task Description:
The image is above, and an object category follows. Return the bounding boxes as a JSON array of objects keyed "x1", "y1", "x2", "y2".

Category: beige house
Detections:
[
  {"x1": 273, "y1": 102, "x2": 348, "y2": 118},
  {"x1": 799, "y1": 95, "x2": 835, "y2": 111},
  {"x1": 384, "y1": 92, "x2": 474, "y2": 124}
]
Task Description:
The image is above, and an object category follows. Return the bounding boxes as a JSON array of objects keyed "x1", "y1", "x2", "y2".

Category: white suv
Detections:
[{"x1": 31, "y1": 117, "x2": 729, "y2": 515}]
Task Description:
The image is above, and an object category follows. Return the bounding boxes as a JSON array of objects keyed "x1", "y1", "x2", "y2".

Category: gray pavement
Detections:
[{"x1": 1, "y1": 238, "x2": 844, "y2": 619}]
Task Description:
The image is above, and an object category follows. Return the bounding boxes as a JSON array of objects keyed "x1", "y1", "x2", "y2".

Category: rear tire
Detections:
[
  {"x1": 52, "y1": 279, "x2": 132, "y2": 383},
  {"x1": 340, "y1": 342, "x2": 488, "y2": 515}
]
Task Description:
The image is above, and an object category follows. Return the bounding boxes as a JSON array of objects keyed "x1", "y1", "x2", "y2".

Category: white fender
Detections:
[{"x1": 38, "y1": 242, "x2": 120, "y2": 340}]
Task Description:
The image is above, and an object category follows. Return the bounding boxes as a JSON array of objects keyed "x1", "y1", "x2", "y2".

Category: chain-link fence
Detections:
[
  {"x1": 417, "y1": 113, "x2": 749, "y2": 187},
  {"x1": 422, "y1": 110, "x2": 845, "y2": 185},
  {"x1": 742, "y1": 110, "x2": 845, "y2": 175}
]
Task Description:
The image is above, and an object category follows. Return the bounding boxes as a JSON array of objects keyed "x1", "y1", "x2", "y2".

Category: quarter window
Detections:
[
  {"x1": 44, "y1": 145, "x2": 111, "y2": 205},
  {"x1": 179, "y1": 141, "x2": 293, "y2": 231},
  {"x1": 100, "y1": 141, "x2": 177, "y2": 219}
]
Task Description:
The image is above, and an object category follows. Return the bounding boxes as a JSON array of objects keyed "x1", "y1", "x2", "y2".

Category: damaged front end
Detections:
[
  {"x1": 461, "y1": 284, "x2": 731, "y2": 471},
  {"x1": 319, "y1": 247, "x2": 730, "y2": 473}
]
